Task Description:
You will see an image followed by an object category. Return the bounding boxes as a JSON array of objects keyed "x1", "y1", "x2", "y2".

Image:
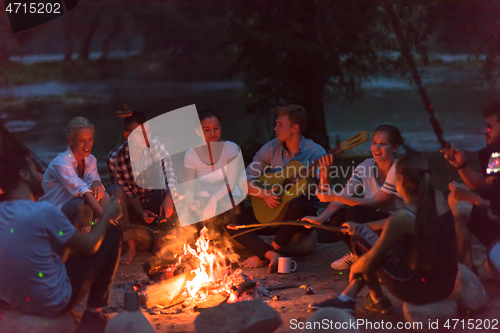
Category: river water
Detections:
[{"x1": 0, "y1": 65, "x2": 498, "y2": 168}]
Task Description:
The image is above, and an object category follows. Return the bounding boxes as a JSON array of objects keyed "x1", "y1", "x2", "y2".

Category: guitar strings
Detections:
[
  {"x1": 281, "y1": 136, "x2": 365, "y2": 189},
  {"x1": 278, "y1": 133, "x2": 366, "y2": 191}
]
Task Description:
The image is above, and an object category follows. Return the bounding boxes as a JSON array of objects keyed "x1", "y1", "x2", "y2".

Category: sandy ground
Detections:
[
  {"x1": 102, "y1": 234, "x2": 500, "y2": 333},
  {"x1": 0, "y1": 152, "x2": 498, "y2": 332}
]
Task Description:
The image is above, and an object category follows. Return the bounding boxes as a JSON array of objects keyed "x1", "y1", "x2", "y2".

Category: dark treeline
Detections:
[{"x1": 1, "y1": 0, "x2": 500, "y2": 147}]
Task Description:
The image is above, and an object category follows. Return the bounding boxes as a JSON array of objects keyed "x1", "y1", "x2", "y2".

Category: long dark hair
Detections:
[{"x1": 396, "y1": 153, "x2": 438, "y2": 272}]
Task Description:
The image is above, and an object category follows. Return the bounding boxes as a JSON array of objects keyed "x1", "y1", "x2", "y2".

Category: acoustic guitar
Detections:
[{"x1": 251, "y1": 131, "x2": 370, "y2": 223}]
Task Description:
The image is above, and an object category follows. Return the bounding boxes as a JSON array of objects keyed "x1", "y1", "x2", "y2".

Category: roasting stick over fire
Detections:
[{"x1": 226, "y1": 221, "x2": 344, "y2": 240}]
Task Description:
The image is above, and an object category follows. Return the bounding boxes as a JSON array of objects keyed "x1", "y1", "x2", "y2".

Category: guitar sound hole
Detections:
[{"x1": 272, "y1": 184, "x2": 283, "y2": 195}]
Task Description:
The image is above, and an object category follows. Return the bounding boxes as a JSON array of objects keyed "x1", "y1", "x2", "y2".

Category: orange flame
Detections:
[{"x1": 181, "y1": 227, "x2": 228, "y2": 299}]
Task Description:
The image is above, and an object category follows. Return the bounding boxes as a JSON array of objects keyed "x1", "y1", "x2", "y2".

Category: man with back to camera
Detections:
[
  {"x1": 0, "y1": 146, "x2": 122, "y2": 333},
  {"x1": 227, "y1": 105, "x2": 333, "y2": 273},
  {"x1": 442, "y1": 101, "x2": 500, "y2": 275}
]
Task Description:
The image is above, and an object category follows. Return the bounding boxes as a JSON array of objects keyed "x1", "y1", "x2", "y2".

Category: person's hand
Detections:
[
  {"x1": 160, "y1": 193, "x2": 174, "y2": 218},
  {"x1": 188, "y1": 200, "x2": 200, "y2": 211},
  {"x1": 453, "y1": 190, "x2": 480, "y2": 204},
  {"x1": 203, "y1": 197, "x2": 218, "y2": 220},
  {"x1": 318, "y1": 154, "x2": 334, "y2": 172},
  {"x1": 449, "y1": 182, "x2": 479, "y2": 204},
  {"x1": 315, "y1": 185, "x2": 336, "y2": 202},
  {"x1": 449, "y1": 181, "x2": 469, "y2": 192},
  {"x1": 341, "y1": 222, "x2": 360, "y2": 235},
  {"x1": 441, "y1": 146, "x2": 466, "y2": 169},
  {"x1": 102, "y1": 196, "x2": 122, "y2": 224},
  {"x1": 90, "y1": 181, "x2": 104, "y2": 201},
  {"x1": 143, "y1": 210, "x2": 156, "y2": 224},
  {"x1": 263, "y1": 191, "x2": 281, "y2": 209},
  {"x1": 301, "y1": 215, "x2": 324, "y2": 229}
]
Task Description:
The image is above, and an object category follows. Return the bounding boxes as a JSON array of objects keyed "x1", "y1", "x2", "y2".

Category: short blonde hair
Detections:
[{"x1": 65, "y1": 116, "x2": 94, "y2": 140}]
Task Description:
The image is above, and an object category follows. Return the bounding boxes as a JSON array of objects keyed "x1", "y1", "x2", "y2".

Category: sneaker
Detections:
[
  {"x1": 364, "y1": 294, "x2": 393, "y2": 314},
  {"x1": 331, "y1": 253, "x2": 356, "y2": 270},
  {"x1": 77, "y1": 310, "x2": 109, "y2": 333},
  {"x1": 308, "y1": 297, "x2": 356, "y2": 312}
]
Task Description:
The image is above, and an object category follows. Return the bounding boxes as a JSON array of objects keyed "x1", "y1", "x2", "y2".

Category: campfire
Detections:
[{"x1": 139, "y1": 227, "x2": 284, "y2": 314}]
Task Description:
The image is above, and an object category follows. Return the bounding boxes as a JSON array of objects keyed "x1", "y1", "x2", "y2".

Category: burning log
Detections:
[
  {"x1": 145, "y1": 270, "x2": 196, "y2": 308},
  {"x1": 143, "y1": 255, "x2": 199, "y2": 282},
  {"x1": 193, "y1": 293, "x2": 229, "y2": 312}
]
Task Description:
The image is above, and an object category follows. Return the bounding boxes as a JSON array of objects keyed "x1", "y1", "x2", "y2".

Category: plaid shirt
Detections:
[{"x1": 107, "y1": 138, "x2": 177, "y2": 203}]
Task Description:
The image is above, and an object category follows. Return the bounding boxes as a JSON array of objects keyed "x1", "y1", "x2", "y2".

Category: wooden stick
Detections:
[
  {"x1": 226, "y1": 221, "x2": 344, "y2": 240},
  {"x1": 227, "y1": 221, "x2": 343, "y2": 231},
  {"x1": 117, "y1": 223, "x2": 177, "y2": 239}
]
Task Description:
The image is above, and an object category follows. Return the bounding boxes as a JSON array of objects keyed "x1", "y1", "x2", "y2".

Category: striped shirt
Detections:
[{"x1": 349, "y1": 158, "x2": 402, "y2": 212}]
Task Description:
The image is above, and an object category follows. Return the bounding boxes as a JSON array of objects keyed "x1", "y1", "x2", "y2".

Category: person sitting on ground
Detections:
[
  {"x1": 442, "y1": 101, "x2": 500, "y2": 274},
  {"x1": 302, "y1": 125, "x2": 404, "y2": 270},
  {"x1": 183, "y1": 109, "x2": 243, "y2": 233},
  {"x1": 481, "y1": 174, "x2": 500, "y2": 281},
  {"x1": 309, "y1": 153, "x2": 457, "y2": 313},
  {"x1": 226, "y1": 105, "x2": 333, "y2": 273},
  {"x1": 40, "y1": 117, "x2": 109, "y2": 235},
  {"x1": 107, "y1": 110, "x2": 177, "y2": 265},
  {"x1": 0, "y1": 147, "x2": 122, "y2": 333}
]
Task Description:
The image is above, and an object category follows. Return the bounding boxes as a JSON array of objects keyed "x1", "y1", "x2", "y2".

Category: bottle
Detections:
[{"x1": 105, "y1": 290, "x2": 155, "y2": 333}]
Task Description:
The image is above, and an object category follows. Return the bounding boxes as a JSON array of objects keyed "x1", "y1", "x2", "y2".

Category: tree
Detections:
[{"x1": 226, "y1": 0, "x2": 438, "y2": 148}]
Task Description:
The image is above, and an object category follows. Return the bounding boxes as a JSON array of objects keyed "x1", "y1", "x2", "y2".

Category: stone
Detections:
[
  {"x1": 0, "y1": 310, "x2": 75, "y2": 333},
  {"x1": 403, "y1": 299, "x2": 457, "y2": 332},
  {"x1": 304, "y1": 308, "x2": 360, "y2": 333},
  {"x1": 450, "y1": 263, "x2": 487, "y2": 312},
  {"x1": 194, "y1": 300, "x2": 282, "y2": 333},
  {"x1": 105, "y1": 311, "x2": 155, "y2": 333},
  {"x1": 279, "y1": 229, "x2": 318, "y2": 256}
]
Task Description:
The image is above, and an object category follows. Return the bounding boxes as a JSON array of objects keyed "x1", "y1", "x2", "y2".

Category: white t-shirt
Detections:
[
  {"x1": 0, "y1": 200, "x2": 75, "y2": 316},
  {"x1": 40, "y1": 146, "x2": 103, "y2": 209},
  {"x1": 184, "y1": 141, "x2": 241, "y2": 198},
  {"x1": 348, "y1": 158, "x2": 403, "y2": 212}
]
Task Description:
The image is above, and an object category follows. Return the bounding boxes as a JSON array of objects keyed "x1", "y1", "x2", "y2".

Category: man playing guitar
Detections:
[{"x1": 228, "y1": 105, "x2": 333, "y2": 273}]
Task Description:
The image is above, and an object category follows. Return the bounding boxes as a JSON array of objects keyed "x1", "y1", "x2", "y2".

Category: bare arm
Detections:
[
  {"x1": 349, "y1": 210, "x2": 414, "y2": 279},
  {"x1": 442, "y1": 147, "x2": 484, "y2": 190},
  {"x1": 317, "y1": 187, "x2": 395, "y2": 210},
  {"x1": 83, "y1": 191, "x2": 103, "y2": 217},
  {"x1": 457, "y1": 166, "x2": 485, "y2": 191},
  {"x1": 364, "y1": 218, "x2": 390, "y2": 231},
  {"x1": 317, "y1": 155, "x2": 334, "y2": 189},
  {"x1": 302, "y1": 201, "x2": 344, "y2": 225},
  {"x1": 64, "y1": 197, "x2": 122, "y2": 255}
]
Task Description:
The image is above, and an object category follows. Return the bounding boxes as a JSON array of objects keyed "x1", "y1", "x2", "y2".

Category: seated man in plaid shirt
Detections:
[{"x1": 107, "y1": 111, "x2": 177, "y2": 265}]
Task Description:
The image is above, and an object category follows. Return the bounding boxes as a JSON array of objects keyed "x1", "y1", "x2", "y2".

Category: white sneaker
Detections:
[{"x1": 331, "y1": 253, "x2": 356, "y2": 270}]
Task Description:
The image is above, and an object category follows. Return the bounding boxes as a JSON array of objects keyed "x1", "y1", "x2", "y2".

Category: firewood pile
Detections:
[{"x1": 138, "y1": 257, "x2": 292, "y2": 315}]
